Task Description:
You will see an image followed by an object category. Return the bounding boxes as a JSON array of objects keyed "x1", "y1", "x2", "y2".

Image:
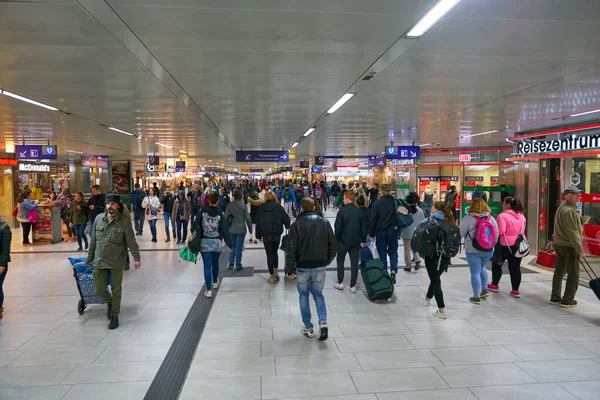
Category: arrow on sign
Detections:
[
  {"x1": 280, "y1": 154, "x2": 288, "y2": 160},
  {"x1": 20, "y1": 151, "x2": 27, "y2": 157},
  {"x1": 410, "y1": 151, "x2": 417, "y2": 157}
]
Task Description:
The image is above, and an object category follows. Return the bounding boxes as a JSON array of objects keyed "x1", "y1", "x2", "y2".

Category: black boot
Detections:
[
  {"x1": 109, "y1": 316, "x2": 119, "y2": 330},
  {"x1": 106, "y1": 303, "x2": 112, "y2": 320},
  {"x1": 415, "y1": 261, "x2": 421, "y2": 271}
]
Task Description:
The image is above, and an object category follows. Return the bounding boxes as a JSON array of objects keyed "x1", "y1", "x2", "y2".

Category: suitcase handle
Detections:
[
  {"x1": 578, "y1": 257, "x2": 599, "y2": 281},
  {"x1": 544, "y1": 242, "x2": 555, "y2": 252}
]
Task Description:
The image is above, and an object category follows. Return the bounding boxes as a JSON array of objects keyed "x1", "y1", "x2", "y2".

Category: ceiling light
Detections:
[
  {"x1": 155, "y1": 142, "x2": 173, "y2": 149},
  {"x1": 291, "y1": 142, "x2": 299, "y2": 148},
  {"x1": 463, "y1": 129, "x2": 499, "y2": 138},
  {"x1": 208, "y1": 159, "x2": 213, "y2": 162},
  {"x1": 418, "y1": 143, "x2": 432, "y2": 147},
  {"x1": 570, "y1": 108, "x2": 600, "y2": 117},
  {"x1": 1, "y1": 89, "x2": 59, "y2": 111},
  {"x1": 108, "y1": 127, "x2": 134, "y2": 136},
  {"x1": 406, "y1": 0, "x2": 462, "y2": 38},
  {"x1": 65, "y1": 150, "x2": 84, "y2": 154},
  {"x1": 327, "y1": 93, "x2": 355, "y2": 114},
  {"x1": 303, "y1": 128, "x2": 316, "y2": 137},
  {"x1": 178, "y1": 150, "x2": 188, "y2": 154}
]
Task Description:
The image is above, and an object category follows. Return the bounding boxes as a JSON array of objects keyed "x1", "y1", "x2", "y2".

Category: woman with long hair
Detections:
[
  {"x1": 142, "y1": 188, "x2": 161, "y2": 242},
  {"x1": 56, "y1": 188, "x2": 75, "y2": 242},
  {"x1": 399, "y1": 192, "x2": 426, "y2": 272},
  {"x1": 70, "y1": 192, "x2": 88, "y2": 251},
  {"x1": 489, "y1": 197, "x2": 526, "y2": 298},
  {"x1": 256, "y1": 191, "x2": 291, "y2": 283},
  {"x1": 16, "y1": 189, "x2": 37, "y2": 245},
  {"x1": 423, "y1": 202, "x2": 456, "y2": 319}
]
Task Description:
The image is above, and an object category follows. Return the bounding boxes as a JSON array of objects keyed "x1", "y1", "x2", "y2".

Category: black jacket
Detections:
[
  {"x1": 335, "y1": 204, "x2": 368, "y2": 247},
  {"x1": 88, "y1": 194, "x2": 106, "y2": 222},
  {"x1": 286, "y1": 211, "x2": 337, "y2": 269},
  {"x1": 369, "y1": 194, "x2": 398, "y2": 237},
  {"x1": 192, "y1": 206, "x2": 233, "y2": 248},
  {"x1": 0, "y1": 218, "x2": 11, "y2": 268},
  {"x1": 160, "y1": 194, "x2": 176, "y2": 214},
  {"x1": 256, "y1": 200, "x2": 290, "y2": 239}
]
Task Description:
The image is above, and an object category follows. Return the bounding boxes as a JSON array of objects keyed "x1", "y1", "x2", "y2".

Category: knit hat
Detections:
[{"x1": 104, "y1": 194, "x2": 122, "y2": 205}]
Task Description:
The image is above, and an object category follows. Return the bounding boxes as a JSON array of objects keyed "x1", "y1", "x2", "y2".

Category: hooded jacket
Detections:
[
  {"x1": 497, "y1": 209, "x2": 526, "y2": 247},
  {"x1": 69, "y1": 199, "x2": 88, "y2": 225},
  {"x1": 173, "y1": 196, "x2": 191, "y2": 221},
  {"x1": 286, "y1": 211, "x2": 337, "y2": 269},
  {"x1": 248, "y1": 196, "x2": 263, "y2": 224},
  {"x1": 256, "y1": 200, "x2": 290, "y2": 239},
  {"x1": 0, "y1": 216, "x2": 11, "y2": 268},
  {"x1": 193, "y1": 206, "x2": 233, "y2": 248},
  {"x1": 459, "y1": 212, "x2": 499, "y2": 253}
]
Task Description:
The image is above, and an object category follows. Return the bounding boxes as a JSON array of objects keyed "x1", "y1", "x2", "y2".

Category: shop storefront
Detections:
[{"x1": 0, "y1": 157, "x2": 17, "y2": 222}]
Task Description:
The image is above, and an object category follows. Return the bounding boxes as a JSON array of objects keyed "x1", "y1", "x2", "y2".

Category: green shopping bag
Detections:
[{"x1": 179, "y1": 246, "x2": 197, "y2": 264}]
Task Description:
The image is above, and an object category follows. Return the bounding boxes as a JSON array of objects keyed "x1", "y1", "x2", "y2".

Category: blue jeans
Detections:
[
  {"x1": 164, "y1": 213, "x2": 172, "y2": 240},
  {"x1": 176, "y1": 219, "x2": 189, "y2": 242},
  {"x1": 228, "y1": 233, "x2": 246, "y2": 268},
  {"x1": 73, "y1": 224, "x2": 88, "y2": 248},
  {"x1": 87, "y1": 220, "x2": 95, "y2": 238},
  {"x1": 148, "y1": 219, "x2": 157, "y2": 240},
  {"x1": 296, "y1": 267, "x2": 327, "y2": 329},
  {"x1": 0, "y1": 267, "x2": 6, "y2": 308},
  {"x1": 466, "y1": 252, "x2": 493, "y2": 298},
  {"x1": 201, "y1": 251, "x2": 221, "y2": 291},
  {"x1": 375, "y1": 230, "x2": 399, "y2": 272}
]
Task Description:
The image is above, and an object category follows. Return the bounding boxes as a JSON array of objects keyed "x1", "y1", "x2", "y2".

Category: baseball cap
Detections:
[{"x1": 564, "y1": 185, "x2": 582, "y2": 194}]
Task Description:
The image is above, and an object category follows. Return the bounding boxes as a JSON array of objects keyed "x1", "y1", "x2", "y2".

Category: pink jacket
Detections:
[{"x1": 497, "y1": 209, "x2": 526, "y2": 246}]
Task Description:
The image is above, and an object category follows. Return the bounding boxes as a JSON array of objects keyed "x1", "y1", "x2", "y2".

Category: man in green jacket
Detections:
[
  {"x1": 86, "y1": 194, "x2": 141, "y2": 329},
  {"x1": 551, "y1": 185, "x2": 584, "y2": 308}
]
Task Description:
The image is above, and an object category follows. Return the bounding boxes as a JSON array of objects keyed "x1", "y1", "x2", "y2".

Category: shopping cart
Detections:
[{"x1": 68, "y1": 257, "x2": 111, "y2": 315}]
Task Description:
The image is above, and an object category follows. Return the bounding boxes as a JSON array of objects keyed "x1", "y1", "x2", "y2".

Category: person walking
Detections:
[
  {"x1": 16, "y1": 189, "x2": 37, "y2": 245},
  {"x1": 488, "y1": 197, "x2": 527, "y2": 298},
  {"x1": 55, "y1": 189, "x2": 75, "y2": 242},
  {"x1": 0, "y1": 216, "x2": 12, "y2": 319},
  {"x1": 188, "y1": 185, "x2": 202, "y2": 228},
  {"x1": 194, "y1": 193, "x2": 233, "y2": 298},
  {"x1": 281, "y1": 183, "x2": 296, "y2": 217},
  {"x1": 70, "y1": 192, "x2": 89, "y2": 252},
  {"x1": 293, "y1": 183, "x2": 305, "y2": 215},
  {"x1": 173, "y1": 190, "x2": 191, "y2": 245},
  {"x1": 460, "y1": 198, "x2": 499, "y2": 305},
  {"x1": 87, "y1": 185, "x2": 106, "y2": 237},
  {"x1": 248, "y1": 191, "x2": 262, "y2": 244},
  {"x1": 142, "y1": 188, "x2": 161, "y2": 243},
  {"x1": 334, "y1": 191, "x2": 367, "y2": 293},
  {"x1": 287, "y1": 198, "x2": 337, "y2": 341},
  {"x1": 218, "y1": 188, "x2": 230, "y2": 212},
  {"x1": 369, "y1": 184, "x2": 400, "y2": 284},
  {"x1": 131, "y1": 184, "x2": 146, "y2": 236},
  {"x1": 313, "y1": 184, "x2": 325, "y2": 213},
  {"x1": 399, "y1": 192, "x2": 426, "y2": 272},
  {"x1": 160, "y1": 187, "x2": 176, "y2": 243},
  {"x1": 86, "y1": 194, "x2": 141, "y2": 330},
  {"x1": 422, "y1": 202, "x2": 456, "y2": 319},
  {"x1": 551, "y1": 186, "x2": 584, "y2": 308},
  {"x1": 256, "y1": 191, "x2": 291, "y2": 283},
  {"x1": 445, "y1": 185, "x2": 459, "y2": 222},
  {"x1": 225, "y1": 189, "x2": 253, "y2": 271}
]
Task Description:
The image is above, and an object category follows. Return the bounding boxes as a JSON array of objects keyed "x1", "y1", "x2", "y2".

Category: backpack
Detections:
[
  {"x1": 200, "y1": 193, "x2": 210, "y2": 208},
  {"x1": 418, "y1": 202, "x2": 431, "y2": 218},
  {"x1": 411, "y1": 219, "x2": 440, "y2": 258},
  {"x1": 284, "y1": 189, "x2": 292, "y2": 201},
  {"x1": 438, "y1": 220, "x2": 461, "y2": 257},
  {"x1": 303, "y1": 187, "x2": 310, "y2": 197},
  {"x1": 315, "y1": 188, "x2": 322, "y2": 199},
  {"x1": 396, "y1": 211, "x2": 414, "y2": 230},
  {"x1": 469, "y1": 215, "x2": 496, "y2": 252}
]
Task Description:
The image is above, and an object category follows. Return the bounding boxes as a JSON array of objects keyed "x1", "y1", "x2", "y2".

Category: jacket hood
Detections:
[
  {"x1": 0, "y1": 216, "x2": 8, "y2": 231},
  {"x1": 260, "y1": 201, "x2": 279, "y2": 212},
  {"x1": 469, "y1": 212, "x2": 490, "y2": 218},
  {"x1": 432, "y1": 210, "x2": 445, "y2": 220}
]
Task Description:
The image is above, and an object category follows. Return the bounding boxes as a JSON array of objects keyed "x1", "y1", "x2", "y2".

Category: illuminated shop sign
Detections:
[
  {"x1": 19, "y1": 162, "x2": 51, "y2": 172},
  {"x1": 517, "y1": 134, "x2": 600, "y2": 155}
]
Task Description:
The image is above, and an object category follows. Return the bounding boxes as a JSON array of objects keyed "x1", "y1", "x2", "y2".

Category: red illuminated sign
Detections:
[
  {"x1": 458, "y1": 154, "x2": 471, "y2": 162},
  {"x1": 0, "y1": 158, "x2": 18, "y2": 166}
]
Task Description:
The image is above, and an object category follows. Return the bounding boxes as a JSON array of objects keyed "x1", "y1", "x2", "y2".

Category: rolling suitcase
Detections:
[
  {"x1": 360, "y1": 259, "x2": 394, "y2": 301},
  {"x1": 579, "y1": 257, "x2": 600, "y2": 301}
]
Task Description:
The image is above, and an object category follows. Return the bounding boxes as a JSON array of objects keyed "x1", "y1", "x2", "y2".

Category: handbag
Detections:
[
  {"x1": 187, "y1": 233, "x2": 202, "y2": 254},
  {"x1": 280, "y1": 230, "x2": 289, "y2": 251},
  {"x1": 507, "y1": 218, "x2": 530, "y2": 258},
  {"x1": 536, "y1": 242, "x2": 556, "y2": 268},
  {"x1": 28, "y1": 209, "x2": 39, "y2": 223},
  {"x1": 12, "y1": 206, "x2": 18, "y2": 217}
]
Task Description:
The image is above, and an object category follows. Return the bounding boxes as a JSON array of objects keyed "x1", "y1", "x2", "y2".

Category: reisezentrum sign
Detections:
[{"x1": 517, "y1": 133, "x2": 600, "y2": 155}]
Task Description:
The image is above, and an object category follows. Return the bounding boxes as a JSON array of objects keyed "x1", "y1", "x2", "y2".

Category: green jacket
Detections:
[
  {"x1": 69, "y1": 200, "x2": 88, "y2": 225},
  {"x1": 553, "y1": 201, "x2": 583, "y2": 253},
  {"x1": 86, "y1": 211, "x2": 140, "y2": 270}
]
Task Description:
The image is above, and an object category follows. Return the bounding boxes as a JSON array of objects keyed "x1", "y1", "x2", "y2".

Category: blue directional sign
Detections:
[
  {"x1": 385, "y1": 146, "x2": 420, "y2": 160},
  {"x1": 368, "y1": 155, "x2": 386, "y2": 167},
  {"x1": 299, "y1": 160, "x2": 309, "y2": 168},
  {"x1": 311, "y1": 166, "x2": 322, "y2": 173},
  {"x1": 16, "y1": 145, "x2": 57, "y2": 160},
  {"x1": 175, "y1": 161, "x2": 186, "y2": 173},
  {"x1": 236, "y1": 151, "x2": 289, "y2": 163}
]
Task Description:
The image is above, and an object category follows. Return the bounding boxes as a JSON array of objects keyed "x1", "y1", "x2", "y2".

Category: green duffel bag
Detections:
[{"x1": 360, "y1": 259, "x2": 394, "y2": 301}]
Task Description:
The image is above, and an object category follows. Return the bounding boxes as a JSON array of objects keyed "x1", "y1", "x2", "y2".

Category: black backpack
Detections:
[
  {"x1": 418, "y1": 202, "x2": 431, "y2": 218},
  {"x1": 411, "y1": 219, "x2": 440, "y2": 258},
  {"x1": 438, "y1": 220, "x2": 461, "y2": 257},
  {"x1": 284, "y1": 189, "x2": 292, "y2": 200}
]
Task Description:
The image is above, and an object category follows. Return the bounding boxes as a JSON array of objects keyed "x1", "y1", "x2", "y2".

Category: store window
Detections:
[
  {"x1": 0, "y1": 168, "x2": 14, "y2": 220},
  {"x1": 462, "y1": 164, "x2": 517, "y2": 218},
  {"x1": 568, "y1": 157, "x2": 600, "y2": 257}
]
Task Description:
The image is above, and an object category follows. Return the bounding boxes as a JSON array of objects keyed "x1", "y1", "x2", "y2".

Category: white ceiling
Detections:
[{"x1": 1, "y1": 0, "x2": 600, "y2": 165}]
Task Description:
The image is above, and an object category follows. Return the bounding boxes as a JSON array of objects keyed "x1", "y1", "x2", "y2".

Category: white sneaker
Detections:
[
  {"x1": 301, "y1": 326, "x2": 314, "y2": 338},
  {"x1": 334, "y1": 282, "x2": 344, "y2": 290},
  {"x1": 349, "y1": 286, "x2": 357, "y2": 293},
  {"x1": 423, "y1": 294, "x2": 431, "y2": 307},
  {"x1": 212, "y1": 280, "x2": 220, "y2": 289},
  {"x1": 204, "y1": 290, "x2": 213, "y2": 298},
  {"x1": 432, "y1": 310, "x2": 447, "y2": 319}
]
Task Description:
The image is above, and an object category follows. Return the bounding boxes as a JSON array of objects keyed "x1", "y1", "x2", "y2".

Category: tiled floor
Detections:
[{"x1": 2, "y1": 210, "x2": 600, "y2": 399}]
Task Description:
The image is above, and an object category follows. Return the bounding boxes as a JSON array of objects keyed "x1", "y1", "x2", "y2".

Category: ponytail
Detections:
[
  {"x1": 504, "y1": 196, "x2": 525, "y2": 213},
  {"x1": 433, "y1": 201, "x2": 456, "y2": 225}
]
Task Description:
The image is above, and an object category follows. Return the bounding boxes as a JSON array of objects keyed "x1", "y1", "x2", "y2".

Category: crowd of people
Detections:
[{"x1": 4, "y1": 178, "x2": 586, "y2": 335}]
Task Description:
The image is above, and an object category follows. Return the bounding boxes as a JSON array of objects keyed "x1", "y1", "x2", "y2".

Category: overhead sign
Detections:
[
  {"x1": 389, "y1": 159, "x2": 415, "y2": 167},
  {"x1": 311, "y1": 166, "x2": 322, "y2": 173},
  {"x1": 146, "y1": 163, "x2": 155, "y2": 172},
  {"x1": 385, "y1": 146, "x2": 420, "y2": 159},
  {"x1": 148, "y1": 156, "x2": 160, "y2": 166},
  {"x1": 175, "y1": 161, "x2": 186, "y2": 173},
  {"x1": 299, "y1": 160, "x2": 309, "y2": 169},
  {"x1": 458, "y1": 154, "x2": 472, "y2": 162},
  {"x1": 250, "y1": 168, "x2": 264, "y2": 173},
  {"x1": 314, "y1": 155, "x2": 325, "y2": 166},
  {"x1": 82, "y1": 155, "x2": 108, "y2": 168},
  {"x1": 16, "y1": 145, "x2": 58, "y2": 160},
  {"x1": 19, "y1": 162, "x2": 51, "y2": 172},
  {"x1": 440, "y1": 176, "x2": 460, "y2": 181},
  {"x1": 465, "y1": 176, "x2": 484, "y2": 182},
  {"x1": 516, "y1": 133, "x2": 600, "y2": 155},
  {"x1": 0, "y1": 158, "x2": 18, "y2": 166},
  {"x1": 368, "y1": 155, "x2": 386, "y2": 167},
  {"x1": 419, "y1": 176, "x2": 441, "y2": 181},
  {"x1": 236, "y1": 150, "x2": 289, "y2": 163}
]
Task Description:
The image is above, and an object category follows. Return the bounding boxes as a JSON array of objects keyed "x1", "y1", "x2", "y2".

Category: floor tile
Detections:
[
  {"x1": 275, "y1": 353, "x2": 361, "y2": 375},
  {"x1": 384, "y1": 309, "x2": 437, "y2": 322},
  {"x1": 209, "y1": 306, "x2": 271, "y2": 318},
  {"x1": 273, "y1": 325, "x2": 344, "y2": 340},
  {"x1": 334, "y1": 335, "x2": 413, "y2": 353},
  {"x1": 49, "y1": 321, "x2": 127, "y2": 334},
  {"x1": 355, "y1": 349, "x2": 442, "y2": 370},
  {"x1": 0, "y1": 350, "x2": 25, "y2": 367},
  {"x1": 0, "y1": 323, "x2": 63, "y2": 336},
  {"x1": 404, "y1": 319, "x2": 477, "y2": 334},
  {"x1": 404, "y1": 331, "x2": 487, "y2": 349},
  {"x1": 0, "y1": 313, "x2": 66, "y2": 324},
  {"x1": 434, "y1": 363, "x2": 537, "y2": 387},
  {"x1": 470, "y1": 383, "x2": 577, "y2": 400},
  {"x1": 498, "y1": 306, "x2": 571, "y2": 317},
  {"x1": 327, "y1": 302, "x2": 392, "y2": 313},
  {"x1": 205, "y1": 316, "x2": 261, "y2": 329},
  {"x1": 97, "y1": 331, "x2": 177, "y2": 347},
  {"x1": 61, "y1": 361, "x2": 161, "y2": 384},
  {"x1": 577, "y1": 340, "x2": 600, "y2": 356},
  {"x1": 466, "y1": 317, "x2": 542, "y2": 330},
  {"x1": 376, "y1": 388, "x2": 477, "y2": 400},
  {"x1": 121, "y1": 318, "x2": 184, "y2": 332},
  {"x1": 200, "y1": 327, "x2": 273, "y2": 343},
  {"x1": 263, "y1": 372, "x2": 357, "y2": 398},
  {"x1": 527, "y1": 314, "x2": 598, "y2": 328},
  {"x1": 9, "y1": 347, "x2": 106, "y2": 366},
  {"x1": 0, "y1": 364, "x2": 76, "y2": 387},
  {"x1": 328, "y1": 312, "x2": 392, "y2": 325},
  {"x1": 515, "y1": 359, "x2": 600, "y2": 382},
  {"x1": 194, "y1": 341, "x2": 261, "y2": 359},
  {"x1": 0, "y1": 385, "x2": 72, "y2": 400},
  {"x1": 0, "y1": 336, "x2": 34, "y2": 351},
  {"x1": 338, "y1": 323, "x2": 411, "y2": 337},
  {"x1": 179, "y1": 376, "x2": 261, "y2": 400},
  {"x1": 61, "y1": 381, "x2": 152, "y2": 400},
  {"x1": 506, "y1": 342, "x2": 596, "y2": 361},
  {"x1": 261, "y1": 339, "x2": 341, "y2": 357},
  {"x1": 19, "y1": 333, "x2": 107, "y2": 349},
  {"x1": 94, "y1": 345, "x2": 170, "y2": 363},
  {"x1": 560, "y1": 381, "x2": 600, "y2": 400},
  {"x1": 141, "y1": 300, "x2": 194, "y2": 310},
  {"x1": 350, "y1": 368, "x2": 448, "y2": 393},
  {"x1": 473, "y1": 329, "x2": 555, "y2": 345},
  {"x1": 431, "y1": 345, "x2": 522, "y2": 366},
  {"x1": 187, "y1": 356, "x2": 275, "y2": 378},
  {"x1": 539, "y1": 326, "x2": 600, "y2": 342},
  {"x1": 279, "y1": 396, "x2": 376, "y2": 400}
]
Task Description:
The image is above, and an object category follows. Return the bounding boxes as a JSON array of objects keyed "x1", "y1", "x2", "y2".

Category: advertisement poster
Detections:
[
  {"x1": 112, "y1": 162, "x2": 130, "y2": 194},
  {"x1": 33, "y1": 206, "x2": 53, "y2": 244}
]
